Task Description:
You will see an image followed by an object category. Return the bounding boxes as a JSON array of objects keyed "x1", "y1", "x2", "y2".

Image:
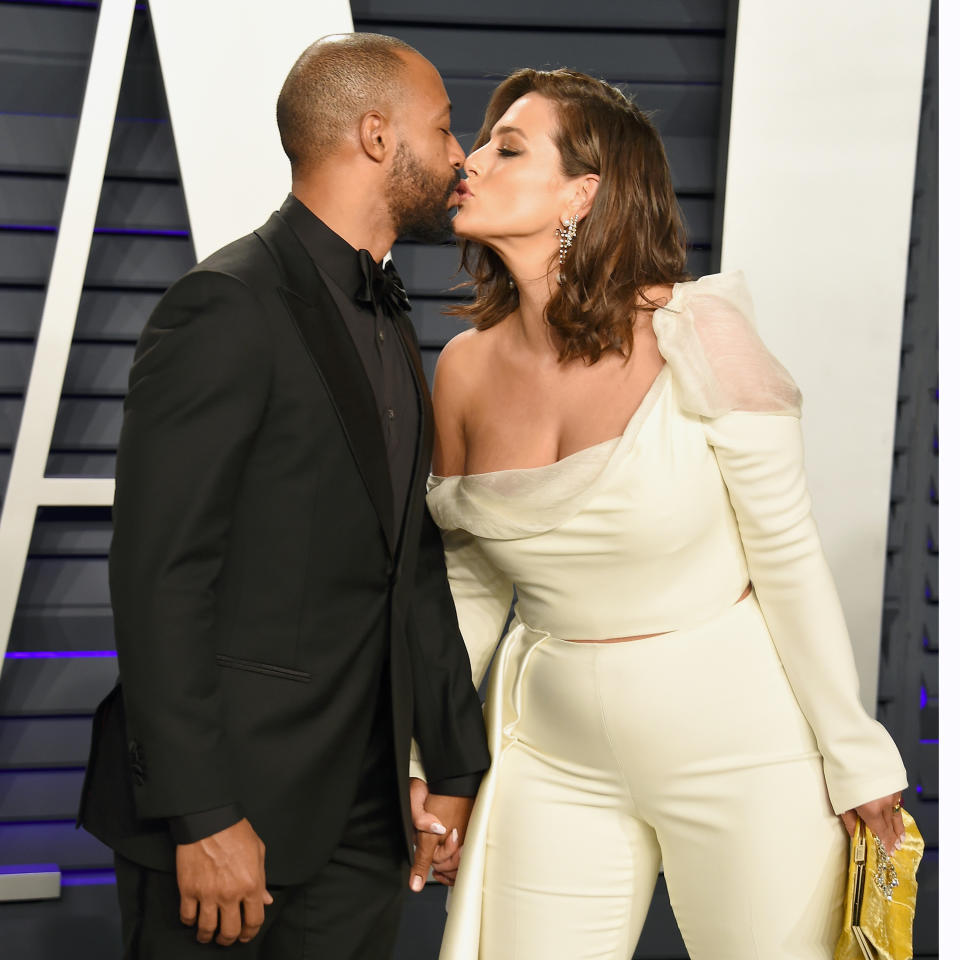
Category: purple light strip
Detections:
[
  {"x1": 0, "y1": 863, "x2": 58, "y2": 875},
  {"x1": 62, "y1": 869, "x2": 116, "y2": 887},
  {"x1": 95, "y1": 227, "x2": 190, "y2": 237},
  {"x1": 5, "y1": 650, "x2": 115, "y2": 659},
  {"x1": 0, "y1": 224, "x2": 56, "y2": 232},
  {"x1": 0, "y1": 865, "x2": 116, "y2": 886},
  {"x1": 0, "y1": 225, "x2": 189, "y2": 238},
  {"x1": 1, "y1": 1, "x2": 99, "y2": 8},
  {"x1": 919, "y1": 738, "x2": 939, "y2": 745}
]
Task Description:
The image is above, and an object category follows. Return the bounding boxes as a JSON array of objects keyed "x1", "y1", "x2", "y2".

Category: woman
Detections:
[{"x1": 419, "y1": 69, "x2": 908, "y2": 959}]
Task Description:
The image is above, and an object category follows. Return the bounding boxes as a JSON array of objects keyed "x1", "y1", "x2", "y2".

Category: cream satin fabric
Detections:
[
  {"x1": 479, "y1": 598, "x2": 849, "y2": 959},
  {"x1": 413, "y1": 272, "x2": 906, "y2": 959}
]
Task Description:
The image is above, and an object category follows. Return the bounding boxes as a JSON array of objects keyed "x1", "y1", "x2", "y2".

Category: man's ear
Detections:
[{"x1": 359, "y1": 110, "x2": 391, "y2": 162}]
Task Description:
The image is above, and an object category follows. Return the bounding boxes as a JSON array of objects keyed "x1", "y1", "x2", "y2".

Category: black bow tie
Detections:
[{"x1": 355, "y1": 250, "x2": 411, "y2": 315}]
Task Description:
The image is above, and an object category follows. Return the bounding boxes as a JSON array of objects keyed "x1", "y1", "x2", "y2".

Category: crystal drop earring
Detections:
[{"x1": 555, "y1": 212, "x2": 579, "y2": 284}]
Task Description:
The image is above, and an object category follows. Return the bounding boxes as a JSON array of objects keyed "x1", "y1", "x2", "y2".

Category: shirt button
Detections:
[
  {"x1": 386, "y1": 408, "x2": 395, "y2": 420},
  {"x1": 378, "y1": 329, "x2": 386, "y2": 343}
]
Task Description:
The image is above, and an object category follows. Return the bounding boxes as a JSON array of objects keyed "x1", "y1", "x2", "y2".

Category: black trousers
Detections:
[{"x1": 115, "y1": 679, "x2": 408, "y2": 959}]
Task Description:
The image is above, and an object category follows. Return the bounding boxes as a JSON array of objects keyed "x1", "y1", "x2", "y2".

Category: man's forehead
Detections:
[{"x1": 398, "y1": 50, "x2": 448, "y2": 103}]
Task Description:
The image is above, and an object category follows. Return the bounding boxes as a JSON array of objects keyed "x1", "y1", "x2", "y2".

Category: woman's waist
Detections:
[
  {"x1": 513, "y1": 573, "x2": 752, "y2": 641},
  {"x1": 563, "y1": 583, "x2": 753, "y2": 643}
]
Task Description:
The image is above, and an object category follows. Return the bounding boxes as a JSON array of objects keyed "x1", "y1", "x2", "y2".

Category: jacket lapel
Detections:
[
  {"x1": 393, "y1": 309, "x2": 434, "y2": 481},
  {"x1": 255, "y1": 213, "x2": 395, "y2": 551}
]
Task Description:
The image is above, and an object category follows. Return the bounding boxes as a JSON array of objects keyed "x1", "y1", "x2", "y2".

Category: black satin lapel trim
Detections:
[
  {"x1": 256, "y1": 213, "x2": 396, "y2": 548},
  {"x1": 281, "y1": 287, "x2": 395, "y2": 549}
]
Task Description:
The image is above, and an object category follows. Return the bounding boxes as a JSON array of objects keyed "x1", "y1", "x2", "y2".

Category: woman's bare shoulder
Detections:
[
  {"x1": 432, "y1": 327, "x2": 500, "y2": 475},
  {"x1": 438, "y1": 325, "x2": 498, "y2": 365},
  {"x1": 434, "y1": 325, "x2": 500, "y2": 400}
]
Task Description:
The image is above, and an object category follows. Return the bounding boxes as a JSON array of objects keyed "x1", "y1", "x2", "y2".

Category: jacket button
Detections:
[{"x1": 385, "y1": 560, "x2": 394, "y2": 578}]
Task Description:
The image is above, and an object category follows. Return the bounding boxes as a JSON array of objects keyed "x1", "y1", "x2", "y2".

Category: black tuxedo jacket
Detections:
[{"x1": 79, "y1": 210, "x2": 489, "y2": 884}]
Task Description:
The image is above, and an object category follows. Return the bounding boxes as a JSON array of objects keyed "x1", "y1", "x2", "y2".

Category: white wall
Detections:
[
  {"x1": 150, "y1": 0, "x2": 354, "y2": 261},
  {"x1": 721, "y1": 0, "x2": 929, "y2": 712}
]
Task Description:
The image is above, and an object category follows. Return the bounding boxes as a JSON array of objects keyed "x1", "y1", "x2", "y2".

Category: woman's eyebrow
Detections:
[{"x1": 491, "y1": 124, "x2": 528, "y2": 140}]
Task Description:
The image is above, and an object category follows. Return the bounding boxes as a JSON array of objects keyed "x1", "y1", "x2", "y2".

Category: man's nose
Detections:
[{"x1": 450, "y1": 138, "x2": 466, "y2": 168}]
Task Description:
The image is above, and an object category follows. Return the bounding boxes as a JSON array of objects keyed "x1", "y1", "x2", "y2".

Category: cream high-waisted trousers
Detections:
[{"x1": 478, "y1": 593, "x2": 848, "y2": 959}]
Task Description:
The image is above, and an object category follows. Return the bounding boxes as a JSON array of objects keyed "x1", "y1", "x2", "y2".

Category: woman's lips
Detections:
[{"x1": 455, "y1": 181, "x2": 474, "y2": 201}]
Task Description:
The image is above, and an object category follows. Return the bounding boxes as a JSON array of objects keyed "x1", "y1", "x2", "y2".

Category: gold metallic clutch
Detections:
[{"x1": 834, "y1": 808, "x2": 924, "y2": 960}]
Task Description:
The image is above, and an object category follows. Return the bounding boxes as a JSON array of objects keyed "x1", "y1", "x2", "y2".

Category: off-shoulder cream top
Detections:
[
  {"x1": 415, "y1": 272, "x2": 907, "y2": 960},
  {"x1": 428, "y1": 360, "x2": 752, "y2": 640}
]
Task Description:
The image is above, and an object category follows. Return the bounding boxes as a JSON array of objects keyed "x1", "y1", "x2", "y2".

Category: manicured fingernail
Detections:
[
  {"x1": 430, "y1": 823, "x2": 446, "y2": 835},
  {"x1": 450, "y1": 828, "x2": 459, "y2": 845},
  {"x1": 412, "y1": 875, "x2": 424, "y2": 892},
  {"x1": 895, "y1": 839, "x2": 902, "y2": 851}
]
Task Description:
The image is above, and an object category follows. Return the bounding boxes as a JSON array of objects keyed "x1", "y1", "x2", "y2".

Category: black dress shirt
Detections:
[
  {"x1": 282, "y1": 194, "x2": 420, "y2": 543},
  {"x1": 170, "y1": 196, "x2": 478, "y2": 845}
]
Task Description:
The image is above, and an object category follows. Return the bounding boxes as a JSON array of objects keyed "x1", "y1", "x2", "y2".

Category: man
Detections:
[{"x1": 79, "y1": 33, "x2": 488, "y2": 957}]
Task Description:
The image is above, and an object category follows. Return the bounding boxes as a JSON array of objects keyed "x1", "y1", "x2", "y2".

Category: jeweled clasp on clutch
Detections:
[{"x1": 872, "y1": 835, "x2": 900, "y2": 901}]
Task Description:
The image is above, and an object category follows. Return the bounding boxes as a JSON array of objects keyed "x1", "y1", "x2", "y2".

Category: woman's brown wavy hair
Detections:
[{"x1": 452, "y1": 68, "x2": 689, "y2": 364}]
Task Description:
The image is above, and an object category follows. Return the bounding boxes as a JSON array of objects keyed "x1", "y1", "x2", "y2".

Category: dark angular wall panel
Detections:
[{"x1": 875, "y1": 3, "x2": 938, "y2": 955}]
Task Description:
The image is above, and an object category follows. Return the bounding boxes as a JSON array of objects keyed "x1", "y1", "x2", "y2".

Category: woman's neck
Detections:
[{"x1": 494, "y1": 237, "x2": 562, "y2": 358}]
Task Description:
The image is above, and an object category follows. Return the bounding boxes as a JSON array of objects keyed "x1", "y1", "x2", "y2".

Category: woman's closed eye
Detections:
[{"x1": 497, "y1": 146, "x2": 521, "y2": 158}]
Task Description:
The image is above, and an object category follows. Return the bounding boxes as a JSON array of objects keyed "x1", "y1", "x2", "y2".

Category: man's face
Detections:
[{"x1": 387, "y1": 53, "x2": 465, "y2": 242}]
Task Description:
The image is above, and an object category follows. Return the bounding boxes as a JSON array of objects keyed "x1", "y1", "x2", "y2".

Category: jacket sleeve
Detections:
[
  {"x1": 656, "y1": 271, "x2": 907, "y2": 814},
  {"x1": 110, "y1": 270, "x2": 272, "y2": 821},
  {"x1": 410, "y1": 524, "x2": 514, "y2": 784},
  {"x1": 405, "y1": 509, "x2": 497, "y2": 792},
  {"x1": 702, "y1": 410, "x2": 907, "y2": 814}
]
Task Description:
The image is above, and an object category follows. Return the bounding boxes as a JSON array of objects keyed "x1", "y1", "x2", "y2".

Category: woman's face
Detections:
[{"x1": 454, "y1": 93, "x2": 577, "y2": 247}]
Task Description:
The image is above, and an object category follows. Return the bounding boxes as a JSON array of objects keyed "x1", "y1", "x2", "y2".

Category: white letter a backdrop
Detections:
[
  {"x1": 721, "y1": 0, "x2": 929, "y2": 711},
  {"x1": 150, "y1": 0, "x2": 354, "y2": 261},
  {"x1": 0, "y1": 0, "x2": 353, "y2": 667}
]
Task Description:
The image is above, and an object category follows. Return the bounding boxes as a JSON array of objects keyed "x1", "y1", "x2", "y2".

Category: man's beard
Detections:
[{"x1": 387, "y1": 141, "x2": 460, "y2": 243}]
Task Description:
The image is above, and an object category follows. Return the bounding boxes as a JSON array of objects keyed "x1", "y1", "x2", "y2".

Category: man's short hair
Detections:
[{"x1": 277, "y1": 33, "x2": 416, "y2": 172}]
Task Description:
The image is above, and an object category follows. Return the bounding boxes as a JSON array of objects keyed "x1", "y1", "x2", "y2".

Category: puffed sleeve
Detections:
[
  {"x1": 410, "y1": 491, "x2": 515, "y2": 782},
  {"x1": 656, "y1": 272, "x2": 907, "y2": 814},
  {"x1": 653, "y1": 270, "x2": 802, "y2": 417}
]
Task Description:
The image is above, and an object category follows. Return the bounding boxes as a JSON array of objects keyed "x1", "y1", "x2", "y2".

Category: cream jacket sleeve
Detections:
[
  {"x1": 657, "y1": 272, "x2": 907, "y2": 815},
  {"x1": 702, "y1": 411, "x2": 907, "y2": 814},
  {"x1": 410, "y1": 527, "x2": 514, "y2": 782}
]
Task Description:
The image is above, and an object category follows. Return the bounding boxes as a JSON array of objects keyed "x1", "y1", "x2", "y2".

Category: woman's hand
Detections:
[
  {"x1": 840, "y1": 792, "x2": 905, "y2": 855},
  {"x1": 431, "y1": 829, "x2": 463, "y2": 886}
]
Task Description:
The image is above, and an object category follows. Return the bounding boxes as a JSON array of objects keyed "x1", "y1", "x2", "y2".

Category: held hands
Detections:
[
  {"x1": 840, "y1": 792, "x2": 906, "y2": 855},
  {"x1": 176, "y1": 817, "x2": 273, "y2": 945},
  {"x1": 409, "y1": 777, "x2": 474, "y2": 891}
]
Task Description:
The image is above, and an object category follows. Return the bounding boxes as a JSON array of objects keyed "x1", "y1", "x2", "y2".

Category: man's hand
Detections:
[
  {"x1": 176, "y1": 817, "x2": 273, "y2": 945},
  {"x1": 409, "y1": 778, "x2": 474, "y2": 892}
]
